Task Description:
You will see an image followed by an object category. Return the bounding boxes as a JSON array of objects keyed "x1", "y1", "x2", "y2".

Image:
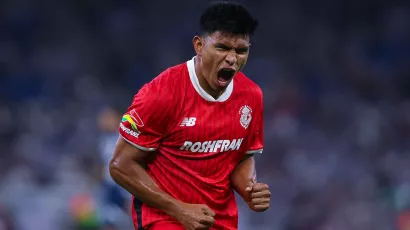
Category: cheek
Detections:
[
  {"x1": 215, "y1": 52, "x2": 230, "y2": 66},
  {"x1": 209, "y1": 50, "x2": 224, "y2": 61},
  {"x1": 238, "y1": 56, "x2": 248, "y2": 68},
  {"x1": 205, "y1": 52, "x2": 224, "y2": 68},
  {"x1": 203, "y1": 54, "x2": 215, "y2": 70},
  {"x1": 239, "y1": 54, "x2": 249, "y2": 63}
]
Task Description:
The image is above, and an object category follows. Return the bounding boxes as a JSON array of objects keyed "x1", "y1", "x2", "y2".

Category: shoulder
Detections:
[
  {"x1": 147, "y1": 62, "x2": 187, "y2": 91},
  {"x1": 138, "y1": 62, "x2": 187, "y2": 100},
  {"x1": 235, "y1": 72, "x2": 263, "y2": 99},
  {"x1": 143, "y1": 63, "x2": 188, "y2": 95},
  {"x1": 234, "y1": 72, "x2": 263, "y2": 114}
]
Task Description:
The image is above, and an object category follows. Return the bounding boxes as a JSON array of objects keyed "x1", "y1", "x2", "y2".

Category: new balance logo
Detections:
[{"x1": 180, "y1": 117, "x2": 196, "y2": 127}]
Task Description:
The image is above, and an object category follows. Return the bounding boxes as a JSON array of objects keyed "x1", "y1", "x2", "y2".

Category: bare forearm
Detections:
[
  {"x1": 109, "y1": 160, "x2": 181, "y2": 218},
  {"x1": 231, "y1": 155, "x2": 256, "y2": 200}
]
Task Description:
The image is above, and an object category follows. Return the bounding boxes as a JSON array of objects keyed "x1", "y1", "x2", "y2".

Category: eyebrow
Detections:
[
  {"x1": 215, "y1": 43, "x2": 251, "y2": 50},
  {"x1": 235, "y1": 46, "x2": 249, "y2": 52},
  {"x1": 208, "y1": 36, "x2": 251, "y2": 47}
]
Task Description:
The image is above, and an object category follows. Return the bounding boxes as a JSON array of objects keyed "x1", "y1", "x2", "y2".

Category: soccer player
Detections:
[{"x1": 109, "y1": 2, "x2": 271, "y2": 230}]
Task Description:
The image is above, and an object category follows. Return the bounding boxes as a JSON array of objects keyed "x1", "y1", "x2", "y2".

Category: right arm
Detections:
[
  {"x1": 110, "y1": 76, "x2": 215, "y2": 229},
  {"x1": 109, "y1": 137, "x2": 182, "y2": 219},
  {"x1": 110, "y1": 138, "x2": 216, "y2": 229}
]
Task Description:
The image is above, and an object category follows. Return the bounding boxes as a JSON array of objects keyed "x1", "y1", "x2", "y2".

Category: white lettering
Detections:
[
  {"x1": 212, "y1": 140, "x2": 223, "y2": 152},
  {"x1": 120, "y1": 123, "x2": 140, "y2": 138},
  {"x1": 228, "y1": 139, "x2": 237, "y2": 151},
  {"x1": 205, "y1": 141, "x2": 216, "y2": 152},
  {"x1": 234, "y1": 138, "x2": 243, "y2": 150},
  {"x1": 199, "y1": 141, "x2": 209, "y2": 152},
  {"x1": 180, "y1": 141, "x2": 193, "y2": 150},
  {"x1": 180, "y1": 117, "x2": 196, "y2": 127},
  {"x1": 180, "y1": 138, "x2": 244, "y2": 153},
  {"x1": 220, "y1": 140, "x2": 230, "y2": 152},
  {"x1": 190, "y1": 142, "x2": 201, "y2": 152}
]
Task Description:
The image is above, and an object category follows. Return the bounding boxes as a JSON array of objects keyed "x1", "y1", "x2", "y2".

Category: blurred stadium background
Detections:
[{"x1": 1, "y1": 0, "x2": 410, "y2": 229}]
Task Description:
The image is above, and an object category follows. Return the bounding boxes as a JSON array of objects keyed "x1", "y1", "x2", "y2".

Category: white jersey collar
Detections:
[{"x1": 187, "y1": 56, "x2": 233, "y2": 102}]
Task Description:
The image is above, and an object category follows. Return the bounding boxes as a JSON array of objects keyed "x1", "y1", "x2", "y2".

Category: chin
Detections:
[{"x1": 211, "y1": 84, "x2": 224, "y2": 92}]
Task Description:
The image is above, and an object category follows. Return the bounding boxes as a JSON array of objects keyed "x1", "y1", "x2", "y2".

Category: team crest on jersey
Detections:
[
  {"x1": 122, "y1": 109, "x2": 144, "y2": 132},
  {"x1": 239, "y1": 105, "x2": 252, "y2": 129}
]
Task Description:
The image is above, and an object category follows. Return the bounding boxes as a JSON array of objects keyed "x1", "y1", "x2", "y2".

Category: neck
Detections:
[{"x1": 194, "y1": 56, "x2": 224, "y2": 100}]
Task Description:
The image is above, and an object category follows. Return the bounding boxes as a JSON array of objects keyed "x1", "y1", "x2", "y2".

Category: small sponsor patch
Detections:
[
  {"x1": 120, "y1": 123, "x2": 140, "y2": 138},
  {"x1": 122, "y1": 115, "x2": 138, "y2": 131},
  {"x1": 122, "y1": 109, "x2": 144, "y2": 132}
]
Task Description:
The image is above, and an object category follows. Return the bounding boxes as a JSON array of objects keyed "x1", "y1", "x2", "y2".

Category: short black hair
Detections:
[{"x1": 200, "y1": 1, "x2": 258, "y2": 37}]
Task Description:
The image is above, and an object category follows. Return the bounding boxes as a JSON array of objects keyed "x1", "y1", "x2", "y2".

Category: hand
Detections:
[
  {"x1": 175, "y1": 203, "x2": 216, "y2": 230},
  {"x1": 245, "y1": 179, "x2": 271, "y2": 212}
]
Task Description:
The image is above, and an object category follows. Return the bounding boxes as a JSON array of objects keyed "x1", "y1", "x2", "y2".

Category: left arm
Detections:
[
  {"x1": 231, "y1": 154, "x2": 256, "y2": 201},
  {"x1": 231, "y1": 86, "x2": 270, "y2": 212},
  {"x1": 230, "y1": 154, "x2": 271, "y2": 212}
]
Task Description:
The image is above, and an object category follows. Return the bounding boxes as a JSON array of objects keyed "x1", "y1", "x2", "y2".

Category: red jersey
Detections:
[{"x1": 119, "y1": 57, "x2": 264, "y2": 230}]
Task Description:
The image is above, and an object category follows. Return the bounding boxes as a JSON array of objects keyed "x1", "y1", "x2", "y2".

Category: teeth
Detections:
[{"x1": 218, "y1": 78, "x2": 228, "y2": 86}]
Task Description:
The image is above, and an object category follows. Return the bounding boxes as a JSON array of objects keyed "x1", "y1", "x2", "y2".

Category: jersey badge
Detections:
[{"x1": 239, "y1": 105, "x2": 252, "y2": 129}]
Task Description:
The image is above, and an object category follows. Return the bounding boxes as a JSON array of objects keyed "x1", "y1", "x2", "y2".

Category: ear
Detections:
[{"x1": 192, "y1": 35, "x2": 204, "y2": 56}]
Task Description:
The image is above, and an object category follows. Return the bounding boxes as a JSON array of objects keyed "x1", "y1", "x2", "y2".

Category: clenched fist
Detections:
[
  {"x1": 245, "y1": 180, "x2": 271, "y2": 212},
  {"x1": 175, "y1": 203, "x2": 215, "y2": 230}
]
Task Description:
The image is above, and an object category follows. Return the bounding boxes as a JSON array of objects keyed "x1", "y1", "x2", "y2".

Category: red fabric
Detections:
[
  {"x1": 120, "y1": 59, "x2": 264, "y2": 230},
  {"x1": 147, "y1": 221, "x2": 185, "y2": 230}
]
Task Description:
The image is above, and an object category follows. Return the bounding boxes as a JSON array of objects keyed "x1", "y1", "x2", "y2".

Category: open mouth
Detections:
[{"x1": 217, "y1": 69, "x2": 235, "y2": 86}]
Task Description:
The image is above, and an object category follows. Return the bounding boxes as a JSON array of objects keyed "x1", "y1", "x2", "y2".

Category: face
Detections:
[{"x1": 193, "y1": 31, "x2": 251, "y2": 93}]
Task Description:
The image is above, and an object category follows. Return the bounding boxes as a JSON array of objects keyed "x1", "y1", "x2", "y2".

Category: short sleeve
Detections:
[
  {"x1": 119, "y1": 78, "x2": 174, "y2": 152},
  {"x1": 246, "y1": 90, "x2": 264, "y2": 154}
]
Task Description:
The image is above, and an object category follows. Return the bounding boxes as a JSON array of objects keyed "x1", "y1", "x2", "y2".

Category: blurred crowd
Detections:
[{"x1": 1, "y1": 0, "x2": 410, "y2": 229}]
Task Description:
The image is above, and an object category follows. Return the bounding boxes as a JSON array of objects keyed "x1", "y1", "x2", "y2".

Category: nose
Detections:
[{"x1": 225, "y1": 51, "x2": 237, "y2": 65}]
